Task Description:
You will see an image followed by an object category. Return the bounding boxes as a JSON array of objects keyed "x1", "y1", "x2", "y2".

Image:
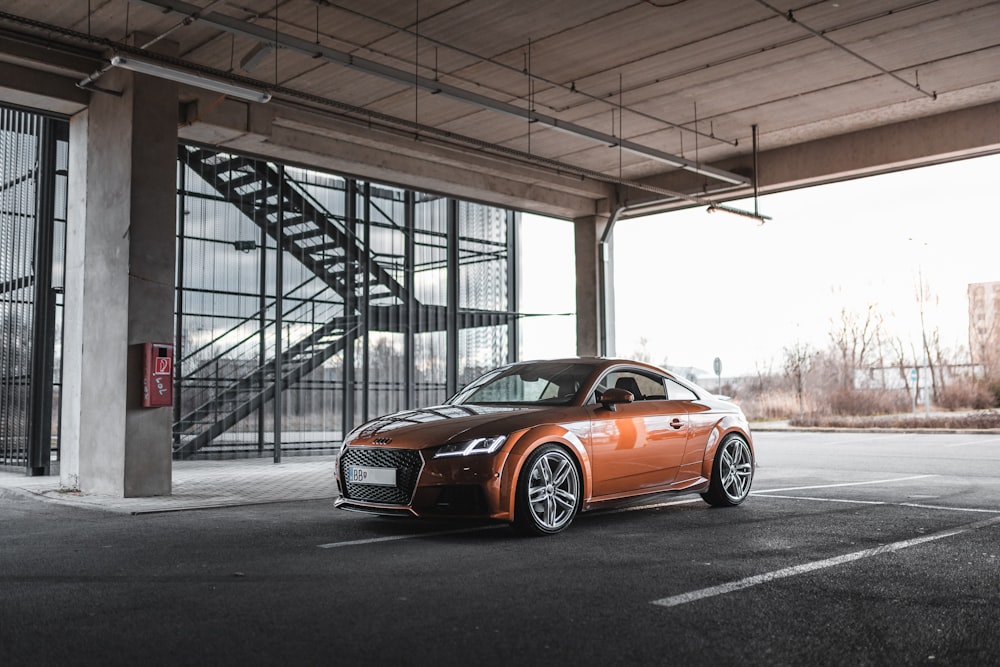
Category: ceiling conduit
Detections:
[
  {"x1": 132, "y1": 0, "x2": 750, "y2": 187},
  {"x1": 0, "y1": 4, "x2": 740, "y2": 209}
]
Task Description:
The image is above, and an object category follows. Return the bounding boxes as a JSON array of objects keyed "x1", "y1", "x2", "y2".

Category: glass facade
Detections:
[
  {"x1": 175, "y1": 146, "x2": 519, "y2": 459},
  {"x1": 0, "y1": 124, "x2": 537, "y2": 468}
]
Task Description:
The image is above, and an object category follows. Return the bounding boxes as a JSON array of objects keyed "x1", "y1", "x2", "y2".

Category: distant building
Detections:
[{"x1": 968, "y1": 281, "x2": 1000, "y2": 377}]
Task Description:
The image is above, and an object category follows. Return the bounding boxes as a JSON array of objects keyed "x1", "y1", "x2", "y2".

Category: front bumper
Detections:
[{"x1": 335, "y1": 445, "x2": 510, "y2": 520}]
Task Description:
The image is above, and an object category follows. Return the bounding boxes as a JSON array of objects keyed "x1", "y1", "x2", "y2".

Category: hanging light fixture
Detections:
[
  {"x1": 705, "y1": 203, "x2": 771, "y2": 223},
  {"x1": 110, "y1": 54, "x2": 272, "y2": 103}
]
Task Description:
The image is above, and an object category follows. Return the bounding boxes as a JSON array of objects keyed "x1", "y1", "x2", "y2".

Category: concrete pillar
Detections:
[
  {"x1": 573, "y1": 214, "x2": 612, "y2": 357},
  {"x1": 61, "y1": 58, "x2": 177, "y2": 496}
]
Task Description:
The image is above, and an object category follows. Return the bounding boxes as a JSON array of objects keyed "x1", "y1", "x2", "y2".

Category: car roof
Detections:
[
  {"x1": 511, "y1": 357, "x2": 676, "y2": 378},
  {"x1": 510, "y1": 357, "x2": 706, "y2": 397}
]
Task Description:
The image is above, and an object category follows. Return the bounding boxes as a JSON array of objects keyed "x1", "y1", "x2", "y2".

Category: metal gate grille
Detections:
[{"x1": 0, "y1": 106, "x2": 67, "y2": 473}]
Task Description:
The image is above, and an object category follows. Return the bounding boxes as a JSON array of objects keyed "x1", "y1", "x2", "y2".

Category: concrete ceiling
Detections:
[{"x1": 1, "y1": 0, "x2": 999, "y2": 219}]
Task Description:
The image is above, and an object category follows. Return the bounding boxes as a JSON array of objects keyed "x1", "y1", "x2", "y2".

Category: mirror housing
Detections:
[{"x1": 599, "y1": 387, "x2": 634, "y2": 411}]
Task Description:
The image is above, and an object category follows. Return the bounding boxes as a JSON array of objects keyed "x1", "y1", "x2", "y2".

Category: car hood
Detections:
[{"x1": 345, "y1": 404, "x2": 567, "y2": 449}]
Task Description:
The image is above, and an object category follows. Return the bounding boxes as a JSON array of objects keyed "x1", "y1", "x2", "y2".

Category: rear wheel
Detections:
[
  {"x1": 513, "y1": 445, "x2": 581, "y2": 535},
  {"x1": 701, "y1": 434, "x2": 753, "y2": 507}
]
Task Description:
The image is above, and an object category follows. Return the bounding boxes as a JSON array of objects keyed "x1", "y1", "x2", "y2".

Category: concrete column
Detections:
[
  {"x1": 573, "y1": 214, "x2": 611, "y2": 357},
  {"x1": 61, "y1": 59, "x2": 178, "y2": 496}
]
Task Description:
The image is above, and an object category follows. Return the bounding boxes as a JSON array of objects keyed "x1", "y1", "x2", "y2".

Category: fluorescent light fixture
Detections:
[
  {"x1": 110, "y1": 54, "x2": 272, "y2": 103},
  {"x1": 706, "y1": 203, "x2": 771, "y2": 224}
]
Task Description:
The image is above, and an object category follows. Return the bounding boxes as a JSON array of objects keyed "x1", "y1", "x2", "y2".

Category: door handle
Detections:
[{"x1": 670, "y1": 418, "x2": 684, "y2": 430}]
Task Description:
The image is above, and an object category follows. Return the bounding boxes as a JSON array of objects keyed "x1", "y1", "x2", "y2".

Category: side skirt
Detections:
[{"x1": 583, "y1": 477, "x2": 710, "y2": 512}]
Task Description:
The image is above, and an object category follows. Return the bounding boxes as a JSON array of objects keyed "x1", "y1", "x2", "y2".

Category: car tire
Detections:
[
  {"x1": 701, "y1": 433, "x2": 754, "y2": 507},
  {"x1": 513, "y1": 444, "x2": 581, "y2": 536}
]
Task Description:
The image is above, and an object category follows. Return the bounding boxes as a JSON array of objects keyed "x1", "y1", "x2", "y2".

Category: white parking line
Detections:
[
  {"x1": 754, "y1": 493, "x2": 886, "y2": 506},
  {"x1": 755, "y1": 494, "x2": 1000, "y2": 515},
  {"x1": 945, "y1": 437, "x2": 1000, "y2": 448},
  {"x1": 651, "y1": 515, "x2": 1000, "y2": 608},
  {"x1": 753, "y1": 474, "x2": 935, "y2": 494},
  {"x1": 318, "y1": 475, "x2": 975, "y2": 549},
  {"x1": 318, "y1": 498, "x2": 703, "y2": 548},
  {"x1": 900, "y1": 502, "x2": 1000, "y2": 514},
  {"x1": 317, "y1": 525, "x2": 501, "y2": 549}
]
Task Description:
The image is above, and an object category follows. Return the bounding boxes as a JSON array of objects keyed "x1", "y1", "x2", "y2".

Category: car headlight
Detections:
[{"x1": 433, "y1": 435, "x2": 507, "y2": 458}]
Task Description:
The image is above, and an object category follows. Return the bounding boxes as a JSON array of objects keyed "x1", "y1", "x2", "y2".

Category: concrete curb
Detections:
[
  {"x1": 0, "y1": 455, "x2": 338, "y2": 514},
  {"x1": 751, "y1": 424, "x2": 1000, "y2": 435}
]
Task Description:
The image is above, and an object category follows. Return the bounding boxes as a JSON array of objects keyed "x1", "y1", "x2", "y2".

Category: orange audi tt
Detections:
[{"x1": 335, "y1": 358, "x2": 754, "y2": 535}]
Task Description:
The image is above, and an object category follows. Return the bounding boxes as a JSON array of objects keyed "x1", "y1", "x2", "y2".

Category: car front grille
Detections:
[{"x1": 339, "y1": 447, "x2": 423, "y2": 505}]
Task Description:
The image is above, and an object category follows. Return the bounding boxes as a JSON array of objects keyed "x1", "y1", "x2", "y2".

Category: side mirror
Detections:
[{"x1": 599, "y1": 387, "x2": 634, "y2": 411}]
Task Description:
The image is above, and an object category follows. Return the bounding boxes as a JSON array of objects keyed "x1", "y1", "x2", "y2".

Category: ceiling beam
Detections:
[
  {"x1": 625, "y1": 99, "x2": 1000, "y2": 214},
  {"x1": 132, "y1": 0, "x2": 750, "y2": 187},
  {"x1": 0, "y1": 60, "x2": 89, "y2": 115},
  {"x1": 177, "y1": 90, "x2": 613, "y2": 219}
]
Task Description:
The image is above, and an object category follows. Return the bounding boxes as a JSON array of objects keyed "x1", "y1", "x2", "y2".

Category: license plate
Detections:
[{"x1": 347, "y1": 465, "x2": 396, "y2": 486}]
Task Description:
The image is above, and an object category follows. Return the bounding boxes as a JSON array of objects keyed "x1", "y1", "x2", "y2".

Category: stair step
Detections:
[
  {"x1": 176, "y1": 149, "x2": 414, "y2": 458},
  {"x1": 285, "y1": 227, "x2": 325, "y2": 242},
  {"x1": 309, "y1": 241, "x2": 346, "y2": 254},
  {"x1": 207, "y1": 155, "x2": 250, "y2": 173},
  {"x1": 253, "y1": 185, "x2": 280, "y2": 202},
  {"x1": 225, "y1": 172, "x2": 265, "y2": 190}
]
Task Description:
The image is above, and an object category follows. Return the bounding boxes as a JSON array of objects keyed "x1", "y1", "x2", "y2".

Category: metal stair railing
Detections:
[
  {"x1": 179, "y1": 147, "x2": 410, "y2": 307},
  {"x1": 179, "y1": 274, "x2": 321, "y2": 383},
  {"x1": 173, "y1": 314, "x2": 356, "y2": 458},
  {"x1": 174, "y1": 278, "x2": 339, "y2": 442},
  {"x1": 173, "y1": 147, "x2": 413, "y2": 457}
]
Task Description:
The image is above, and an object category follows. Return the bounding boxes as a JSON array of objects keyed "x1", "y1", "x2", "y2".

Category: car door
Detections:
[
  {"x1": 663, "y1": 377, "x2": 717, "y2": 484},
  {"x1": 587, "y1": 369, "x2": 691, "y2": 498}
]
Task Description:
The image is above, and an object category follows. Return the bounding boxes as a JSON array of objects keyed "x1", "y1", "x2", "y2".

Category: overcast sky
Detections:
[{"x1": 520, "y1": 152, "x2": 1000, "y2": 377}]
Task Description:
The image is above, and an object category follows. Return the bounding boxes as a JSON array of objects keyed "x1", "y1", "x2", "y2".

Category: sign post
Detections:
[{"x1": 713, "y1": 357, "x2": 722, "y2": 394}]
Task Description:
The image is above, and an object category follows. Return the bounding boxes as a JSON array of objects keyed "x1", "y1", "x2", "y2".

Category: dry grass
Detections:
[
  {"x1": 736, "y1": 389, "x2": 803, "y2": 421},
  {"x1": 936, "y1": 381, "x2": 999, "y2": 411},
  {"x1": 825, "y1": 387, "x2": 911, "y2": 416},
  {"x1": 789, "y1": 410, "x2": 1000, "y2": 430}
]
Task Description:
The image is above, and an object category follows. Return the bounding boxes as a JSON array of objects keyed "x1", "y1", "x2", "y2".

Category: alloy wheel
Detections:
[
  {"x1": 719, "y1": 436, "x2": 753, "y2": 502},
  {"x1": 526, "y1": 449, "x2": 580, "y2": 531}
]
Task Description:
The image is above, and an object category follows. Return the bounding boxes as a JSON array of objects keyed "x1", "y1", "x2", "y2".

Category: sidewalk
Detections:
[{"x1": 0, "y1": 455, "x2": 338, "y2": 514}]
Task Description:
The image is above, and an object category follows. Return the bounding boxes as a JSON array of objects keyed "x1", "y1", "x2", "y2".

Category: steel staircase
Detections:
[
  {"x1": 173, "y1": 306, "x2": 353, "y2": 458},
  {"x1": 174, "y1": 147, "x2": 512, "y2": 457},
  {"x1": 174, "y1": 147, "x2": 412, "y2": 457},
  {"x1": 180, "y1": 146, "x2": 407, "y2": 306}
]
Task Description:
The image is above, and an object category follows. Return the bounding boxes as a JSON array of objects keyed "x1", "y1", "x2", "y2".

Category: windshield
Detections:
[{"x1": 449, "y1": 362, "x2": 596, "y2": 406}]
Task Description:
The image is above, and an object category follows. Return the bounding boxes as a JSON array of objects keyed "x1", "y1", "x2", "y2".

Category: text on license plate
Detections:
[{"x1": 347, "y1": 465, "x2": 396, "y2": 486}]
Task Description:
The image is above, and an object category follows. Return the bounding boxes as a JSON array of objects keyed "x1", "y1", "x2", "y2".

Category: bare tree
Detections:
[
  {"x1": 889, "y1": 335, "x2": 913, "y2": 395},
  {"x1": 915, "y1": 270, "x2": 939, "y2": 401},
  {"x1": 828, "y1": 303, "x2": 882, "y2": 389},
  {"x1": 874, "y1": 318, "x2": 889, "y2": 389},
  {"x1": 752, "y1": 357, "x2": 775, "y2": 392},
  {"x1": 782, "y1": 341, "x2": 813, "y2": 415}
]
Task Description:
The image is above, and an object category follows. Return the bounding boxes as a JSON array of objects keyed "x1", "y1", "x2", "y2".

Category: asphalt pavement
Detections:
[{"x1": 2, "y1": 431, "x2": 999, "y2": 666}]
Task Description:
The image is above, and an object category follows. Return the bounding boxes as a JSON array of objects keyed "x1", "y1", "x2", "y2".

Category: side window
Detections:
[
  {"x1": 599, "y1": 370, "x2": 666, "y2": 401},
  {"x1": 665, "y1": 377, "x2": 698, "y2": 401}
]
